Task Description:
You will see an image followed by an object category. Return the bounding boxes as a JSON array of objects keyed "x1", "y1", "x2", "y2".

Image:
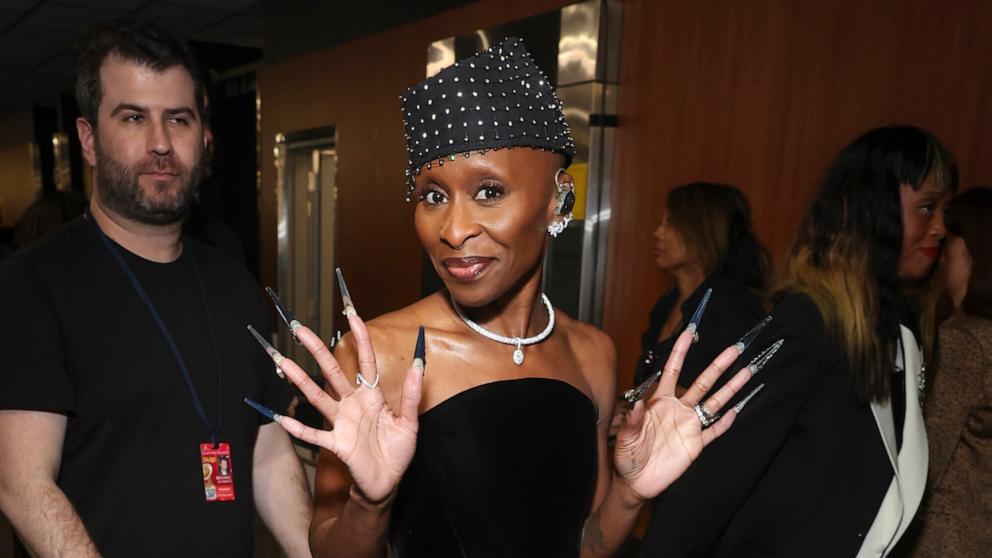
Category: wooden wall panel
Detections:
[
  {"x1": 0, "y1": 144, "x2": 38, "y2": 226},
  {"x1": 606, "y1": 0, "x2": 992, "y2": 387}
]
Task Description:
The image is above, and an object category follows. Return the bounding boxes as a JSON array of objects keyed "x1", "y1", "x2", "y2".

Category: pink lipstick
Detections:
[{"x1": 442, "y1": 256, "x2": 495, "y2": 282}]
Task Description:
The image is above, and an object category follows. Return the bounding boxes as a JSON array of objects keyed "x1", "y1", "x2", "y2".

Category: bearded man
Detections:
[{"x1": 0, "y1": 19, "x2": 312, "y2": 557}]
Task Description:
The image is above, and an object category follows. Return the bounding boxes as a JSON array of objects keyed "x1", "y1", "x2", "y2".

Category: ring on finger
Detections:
[
  {"x1": 693, "y1": 403, "x2": 719, "y2": 428},
  {"x1": 355, "y1": 371, "x2": 380, "y2": 390}
]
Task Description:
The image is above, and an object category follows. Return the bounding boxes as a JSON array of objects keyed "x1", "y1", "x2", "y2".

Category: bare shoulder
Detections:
[
  {"x1": 556, "y1": 311, "x2": 617, "y2": 404},
  {"x1": 331, "y1": 295, "x2": 443, "y2": 403}
]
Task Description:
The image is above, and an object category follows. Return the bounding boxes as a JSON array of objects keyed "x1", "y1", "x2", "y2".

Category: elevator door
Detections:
[{"x1": 275, "y1": 128, "x2": 338, "y2": 374}]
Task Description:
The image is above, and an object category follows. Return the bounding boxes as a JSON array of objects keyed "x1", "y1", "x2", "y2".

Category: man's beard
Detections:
[{"x1": 95, "y1": 143, "x2": 202, "y2": 226}]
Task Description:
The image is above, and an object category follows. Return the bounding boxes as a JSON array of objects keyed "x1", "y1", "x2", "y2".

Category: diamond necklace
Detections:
[{"x1": 450, "y1": 293, "x2": 555, "y2": 365}]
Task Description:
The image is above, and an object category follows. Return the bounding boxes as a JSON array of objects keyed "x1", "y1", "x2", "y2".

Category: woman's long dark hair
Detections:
[
  {"x1": 775, "y1": 125, "x2": 957, "y2": 403},
  {"x1": 946, "y1": 187, "x2": 992, "y2": 319},
  {"x1": 666, "y1": 182, "x2": 770, "y2": 291}
]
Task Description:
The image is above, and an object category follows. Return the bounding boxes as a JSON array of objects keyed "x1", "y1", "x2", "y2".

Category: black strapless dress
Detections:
[{"x1": 389, "y1": 378, "x2": 599, "y2": 557}]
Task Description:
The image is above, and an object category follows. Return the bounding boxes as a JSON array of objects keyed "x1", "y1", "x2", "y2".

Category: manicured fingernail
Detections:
[
  {"x1": 733, "y1": 316, "x2": 773, "y2": 353},
  {"x1": 624, "y1": 370, "x2": 663, "y2": 408},
  {"x1": 335, "y1": 268, "x2": 356, "y2": 317},
  {"x1": 265, "y1": 287, "x2": 302, "y2": 343},
  {"x1": 748, "y1": 339, "x2": 784, "y2": 375},
  {"x1": 244, "y1": 398, "x2": 282, "y2": 422},
  {"x1": 247, "y1": 324, "x2": 286, "y2": 378},
  {"x1": 412, "y1": 326, "x2": 426, "y2": 372},
  {"x1": 732, "y1": 383, "x2": 765, "y2": 414},
  {"x1": 685, "y1": 288, "x2": 712, "y2": 343}
]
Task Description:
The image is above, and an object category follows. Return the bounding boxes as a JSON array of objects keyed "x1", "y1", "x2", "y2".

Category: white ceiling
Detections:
[{"x1": 0, "y1": 0, "x2": 264, "y2": 113}]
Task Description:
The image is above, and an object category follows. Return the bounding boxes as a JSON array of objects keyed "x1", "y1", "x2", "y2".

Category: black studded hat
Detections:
[{"x1": 400, "y1": 37, "x2": 574, "y2": 196}]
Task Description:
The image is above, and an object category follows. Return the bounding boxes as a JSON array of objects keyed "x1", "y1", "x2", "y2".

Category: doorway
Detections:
[{"x1": 274, "y1": 127, "x2": 338, "y2": 374}]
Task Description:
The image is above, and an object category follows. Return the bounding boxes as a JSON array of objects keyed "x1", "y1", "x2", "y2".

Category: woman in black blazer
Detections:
[{"x1": 642, "y1": 126, "x2": 956, "y2": 557}]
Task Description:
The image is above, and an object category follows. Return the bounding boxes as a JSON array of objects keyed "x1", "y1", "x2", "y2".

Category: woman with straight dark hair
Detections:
[
  {"x1": 643, "y1": 125, "x2": 957, "y2": 557},
  {"x1": 634, "y1": 182, "x2": 770, "y2": 390},
  {"x1": 907, "y1": 187, "x2": 992, "y2": 557}
]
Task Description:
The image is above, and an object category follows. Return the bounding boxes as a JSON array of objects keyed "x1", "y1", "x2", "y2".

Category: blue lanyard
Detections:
[{"x1": 87, "y1": 211, "x2": 224, "y2": 445}]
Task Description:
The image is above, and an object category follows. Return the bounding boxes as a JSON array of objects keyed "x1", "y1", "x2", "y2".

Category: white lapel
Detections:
[
  {"x1": 893, "y1": 327, "x2": 928, "y2": 542},
  {"x1": 857, "y1": 326, "x2": 929, "y2": 557}
]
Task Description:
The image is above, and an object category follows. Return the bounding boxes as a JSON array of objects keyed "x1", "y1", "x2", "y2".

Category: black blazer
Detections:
[
  {"x1": 635, "y1": 274, "x2": 766, "y2": 388},
  {"x1": 640, "y1": 292, "x2": 895, "y2": 557}
]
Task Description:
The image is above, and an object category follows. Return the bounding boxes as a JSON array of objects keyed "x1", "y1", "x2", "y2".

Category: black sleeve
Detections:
[
  {"x1": 640, "y1": 293, "x2": 828, "y2": 556},
  {"x1": 642, "y1": 294, "x2": 669, "y2": 350},
  {"x1": 0, "y1": 258, "x2": 75, "y2": 413},
  {"x1": 674, "y1": 285, "x2": 767, "y2": 388}
]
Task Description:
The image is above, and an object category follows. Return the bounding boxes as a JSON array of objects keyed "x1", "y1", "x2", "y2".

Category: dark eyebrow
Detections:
[
  {"x1": 109, "y1": 103, "x2": 147, "y2": 117},
  {"x1": 165, "y1": 107, "x2": 197, "y2": 120}
]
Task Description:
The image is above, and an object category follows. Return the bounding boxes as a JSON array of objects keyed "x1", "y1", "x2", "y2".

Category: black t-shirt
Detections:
[{"x1": 0, "y1": 217, "x2": 292, "y2": 557}]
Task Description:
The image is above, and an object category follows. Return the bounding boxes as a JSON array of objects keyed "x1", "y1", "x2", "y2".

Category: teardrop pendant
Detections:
[{"x1": 513, "y1": 347, "x2": 524, "y2": 365}]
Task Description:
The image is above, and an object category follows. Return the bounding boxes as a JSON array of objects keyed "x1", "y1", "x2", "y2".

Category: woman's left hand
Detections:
[{"x1": 613, "y1": 328, "x2": 753, "y2": 500}]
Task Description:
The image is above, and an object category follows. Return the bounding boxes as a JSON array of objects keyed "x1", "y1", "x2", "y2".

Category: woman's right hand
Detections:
[{"x1": 273, "y1": 311, "x2": 424, "y2": 504}]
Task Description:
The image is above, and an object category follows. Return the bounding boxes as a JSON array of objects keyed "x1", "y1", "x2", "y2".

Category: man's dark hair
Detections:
[{"x1": 75, "y1": 18, "x2": 205, "y2": 125}]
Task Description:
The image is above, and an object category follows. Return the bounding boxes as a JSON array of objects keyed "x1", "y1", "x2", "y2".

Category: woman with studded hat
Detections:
[{"x1": 245, "y1": 38, "x2": 771, "y2": 557}]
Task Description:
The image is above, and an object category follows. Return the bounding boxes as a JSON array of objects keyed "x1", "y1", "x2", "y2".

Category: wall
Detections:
[
  {"x1": 258, "y1": 0, "x2": 992, "y2": 387},
  {"x1": 0, "y1": 109, "x2": 35, "y2": 153},
  {"x1": 0, "y1": 108, "x2": 40, "y2": 226},
  {"x1": 0, "y1": 144, "x2": 38, "y2": 227},
  {"x1": 605, "y1": 0, "x2": 992, "y2": 386},
  {"x1": 261, "y1": 0, "x2": 479, "y2": 63}
]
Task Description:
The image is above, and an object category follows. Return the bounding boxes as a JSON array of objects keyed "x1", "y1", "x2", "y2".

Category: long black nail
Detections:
[
  {"x1": 413, "y1": 326, "x2": 426, "y2": 373},
  {"x1": 244, "y1": 397, "x2": 282, "y2": 422},
  {"x1": 733, "y1": 316, "x2": 773, "y2": 353},
  {"x1": 265, "y1": 287, "x2": 302, "y2": 344}
]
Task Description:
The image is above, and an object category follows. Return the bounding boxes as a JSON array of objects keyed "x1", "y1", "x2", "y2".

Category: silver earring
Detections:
[
  {"x1": 549, "y1": 168, "x2": 575, "y2": 238},
  {"x1": 547, "y1": 213, "x2": 572, "y2": 238}
]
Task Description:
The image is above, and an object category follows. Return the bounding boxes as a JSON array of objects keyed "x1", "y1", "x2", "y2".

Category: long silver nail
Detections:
[
  {"x1": 265, "y1": 287, "x2": 302, "y2": 344},
  {"x1": 733, "y1": 316, "x2": 773, "y2": 353},
  {"x1": 732, "y1": 383, "x2": 765, "y2": 414},
  {"x1": 335, "y1": 268, "x2": 356, "y2": 317},
  {"x1": 247, "y1": 325, "x2": 286, "y2": 378},
  {"x1": 748, "y1": 339, "x2": 784, "y2": 375},
  {"x1": 685, "y1": 288, "x2": 713, "y2": 343},
  {"x1": 623, "y1": 370, "x2": 663, "y2": 409}
]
